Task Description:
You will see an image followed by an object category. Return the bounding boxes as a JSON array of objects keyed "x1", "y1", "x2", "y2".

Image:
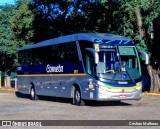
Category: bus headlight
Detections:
[
  {"x1": 134, "y1": 82, "x2": 142, "y2": 91},
  {"x1": 136, "y1": 82, "x2": 142, "y2": 89}
]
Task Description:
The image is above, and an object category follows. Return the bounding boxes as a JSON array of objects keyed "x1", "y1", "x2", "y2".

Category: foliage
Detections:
[
  {"x1": 0, "y1": 0, "x2": 34, "y2": 75},
  {"x1": 10, "y1": 0, "x2": 34, "y2": 48},
  {"x1": 0, "y1": 5, "x2": 15, "y2": 73},
  {"x1": 31, "y1": 0, "x2": 125, "y2": 42},
  {"x1": 116, "y1": 0, "x2": 160, "y2": 61},
  {"x1": 0, "y1": 5, "x2": 14, "y2": 53}
]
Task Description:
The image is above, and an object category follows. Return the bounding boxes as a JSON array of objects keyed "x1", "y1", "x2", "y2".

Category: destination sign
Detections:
[
  {"x1": 94, "y1": 43, "x2": 116, "y2": 51},
  {"x1": 100, "y1": 45, "x2": 115, "y2": 49}
]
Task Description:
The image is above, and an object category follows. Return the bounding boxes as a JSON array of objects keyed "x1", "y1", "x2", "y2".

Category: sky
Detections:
[{"x1": 0, "y1": 0, "x2": 15, "y2": 5}]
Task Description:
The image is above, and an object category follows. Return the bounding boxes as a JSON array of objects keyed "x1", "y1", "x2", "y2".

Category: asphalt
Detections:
[{"x1": 0, "y1": 87, "x2": 160, "y2": 96}]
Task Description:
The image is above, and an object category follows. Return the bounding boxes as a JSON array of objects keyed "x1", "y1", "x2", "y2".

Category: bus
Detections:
[{"x1": 17, "y1": 33, "x2": 149, "y2": 105}]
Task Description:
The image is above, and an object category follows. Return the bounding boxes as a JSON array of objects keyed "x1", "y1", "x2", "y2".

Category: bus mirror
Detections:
[
  {"x1": 138, "y1": 50, "x2": 149, "y2": 65},
  {"x1": 85, "y1": 48, "x2": 99, "y2": 64}
]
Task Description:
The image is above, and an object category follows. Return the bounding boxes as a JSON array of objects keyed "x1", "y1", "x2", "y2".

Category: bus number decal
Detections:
[{"x1": 74, "y1": 70, "x2": 78, "y2": 74}]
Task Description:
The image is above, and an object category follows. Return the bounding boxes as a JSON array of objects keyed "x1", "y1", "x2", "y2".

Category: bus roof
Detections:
[{"x1": 19, "y1": 33, "x2": 133, "y2": 50}]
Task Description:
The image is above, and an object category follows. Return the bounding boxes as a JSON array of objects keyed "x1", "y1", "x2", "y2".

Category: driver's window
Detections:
[{"x1": 85, "y1": 51, "x2": 96, "y2": 77}]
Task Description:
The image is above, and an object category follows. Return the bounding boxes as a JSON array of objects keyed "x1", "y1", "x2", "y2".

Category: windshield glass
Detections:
[{"x1": 97, "y1": 46, "x2": 141, "y2": 82}]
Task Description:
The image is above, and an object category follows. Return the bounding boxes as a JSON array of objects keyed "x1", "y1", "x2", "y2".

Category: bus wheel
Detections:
[
  {"x1": 30, "y1": 86, "x2": 38, "y2": 100},
  {"x1": 73, "y1": 87, "x2": 82, "y2": 106}
]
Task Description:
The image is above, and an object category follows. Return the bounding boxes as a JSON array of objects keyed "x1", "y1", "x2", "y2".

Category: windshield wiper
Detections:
[
  {"x1": 125, "y1": 68, "x2": 135, "y2": 83},
  {"x1": 112, "y1": 71, "x2": 117, "y2": 81},
  {"x1": 111, "y1": 68, "x2": 135, "y2": 83}
]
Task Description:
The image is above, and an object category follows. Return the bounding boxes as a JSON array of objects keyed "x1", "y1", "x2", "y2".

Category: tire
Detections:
[
  {"x1": 30, "y1": 86, "x2": 38, "y2": 100},
  {"x1": 73, "y1": 87, "x2": 82, "y2": 106}
]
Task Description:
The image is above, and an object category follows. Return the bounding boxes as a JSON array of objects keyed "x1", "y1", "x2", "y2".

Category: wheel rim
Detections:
[
  {"x1": 31, "y1": 88, "x2": 35, "y2": 98},
  {"x1": 75, "y1": 90, "x2": 80, "y2": 103}
]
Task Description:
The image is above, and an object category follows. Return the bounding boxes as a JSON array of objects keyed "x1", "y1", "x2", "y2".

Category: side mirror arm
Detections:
[
  {"x1": 85, "y1": 48, "x2": 99, "y2": 64},
  {"x1": 138, "y1": 50, "x2": 149, "y2": 65}
]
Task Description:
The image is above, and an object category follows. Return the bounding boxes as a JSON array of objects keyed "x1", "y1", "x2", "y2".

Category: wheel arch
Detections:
[
  {"x1": 71, "y1": 83, "x2": 83, "y2": 99},
  {"x1": 29, "y1": 82, "x2": 35, "y2": 94}
]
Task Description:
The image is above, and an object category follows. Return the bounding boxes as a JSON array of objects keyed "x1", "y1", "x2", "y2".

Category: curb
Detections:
[
  {"x1": 142, "y1": 92, "x2": 160, "y2": 96},
  {"x1": 0, "y1": 87, "x2": 18, "y2": 92}
]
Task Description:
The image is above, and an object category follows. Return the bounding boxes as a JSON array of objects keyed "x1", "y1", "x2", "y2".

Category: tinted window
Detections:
[
  {"x1": 18, "y1": 42, "x2": 79, "y2": 65},
  {"x1": 79, "y1": 41, "x2": 93, "y2": 71},
  {"x1": 85, "y1": 51, "x2": 96, "y2": 77}
]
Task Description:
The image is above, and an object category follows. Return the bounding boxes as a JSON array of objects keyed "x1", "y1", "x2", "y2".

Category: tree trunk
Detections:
[
  {"x1": 152, "y1": 69, "x2": 160, "y2": 92},
  {"x1": 155, "y1": 67, "x2": 160, "y2": 92},
  {"x1": 134, "y1": 6, "x2": 145, "y2": 39},
  {"x1": 6, "y1": 76, "x2": 11, "y2": 88},
  {"x1": 147, "y1": 65, "x2": 154, "y2": 92},
  {"x1": 147, "y1": 65, "x2": 160, "y2": 92}
]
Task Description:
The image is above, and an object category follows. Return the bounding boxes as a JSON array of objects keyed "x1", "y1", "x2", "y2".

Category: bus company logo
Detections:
[
  {"x1": 46, "y1": 64, "x2": 63, "y2": 73},
  {"x1": 118, "y1": 81, "x2": 128, "y2": 84}
]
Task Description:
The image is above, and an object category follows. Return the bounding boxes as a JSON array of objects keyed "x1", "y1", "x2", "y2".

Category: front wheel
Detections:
[
  {"x1": 30, "y1": 86, "x2": 38, "y2": 100},
  {"x1": 73, "y1": 87, "x2": 82, "y2": 106}
]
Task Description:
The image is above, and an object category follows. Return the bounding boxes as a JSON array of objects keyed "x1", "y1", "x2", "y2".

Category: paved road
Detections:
[{"x1": 0, "y1": 91, "x2": 160, "y2": 129}]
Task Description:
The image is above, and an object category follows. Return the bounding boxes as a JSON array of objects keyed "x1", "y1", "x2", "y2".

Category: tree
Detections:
[
  {"x1": 0, "y1": 0, "x2": 35, "y2": 87},
  {"x1": 0, "y1": 0, "x2": 35, "y2": 74},
  {"x1": 10, "y1": 0, "x2": 34, "y2": 48},
  {"x1": 0, "y1": 5, "x2": 16, "y2": 74},
  {"x1": 31, "y1": 0, "x2": 124, "y2": 41}
]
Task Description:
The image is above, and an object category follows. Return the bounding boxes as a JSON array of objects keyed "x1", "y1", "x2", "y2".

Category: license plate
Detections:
[{"x1": 119, "y1": 94, "x2": 128, "y2": 98}]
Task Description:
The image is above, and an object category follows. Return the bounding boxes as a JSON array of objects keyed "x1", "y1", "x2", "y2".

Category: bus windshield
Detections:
[{"x1": 97, "y1": 46, "x2": 141, "y2": 82}]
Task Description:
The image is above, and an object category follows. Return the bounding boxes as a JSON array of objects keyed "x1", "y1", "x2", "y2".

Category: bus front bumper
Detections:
[{"x1": 96, "y1": 87, "x2": 142, "y2": 101}]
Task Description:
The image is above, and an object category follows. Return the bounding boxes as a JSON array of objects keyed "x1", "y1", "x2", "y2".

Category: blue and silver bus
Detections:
[{"x1": 17, "y1": 33, "x2": 148, "y2": 105}]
